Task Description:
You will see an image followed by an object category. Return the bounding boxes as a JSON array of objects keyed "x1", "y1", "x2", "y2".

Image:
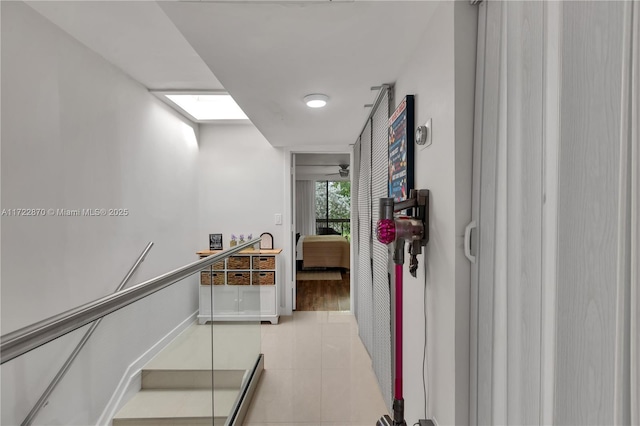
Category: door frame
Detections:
[{"x1": 283, "y1": 146, "x2": 354, "y2": 313}]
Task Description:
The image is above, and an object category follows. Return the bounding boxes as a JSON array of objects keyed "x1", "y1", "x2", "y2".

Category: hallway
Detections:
[
  {"x1": 0, "y1": 2, "x2": 472, "y2": 424},
  {"x1": 7, "y1": 1, "x2": 638, "y2": 425},
  {"x1": 244, "y1": 311, "x2": 389, "y2": 425}
]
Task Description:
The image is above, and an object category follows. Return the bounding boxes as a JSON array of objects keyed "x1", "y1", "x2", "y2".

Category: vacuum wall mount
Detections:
[{"x1": 377, "y1": 189, "x2": 430, "y2": 277}]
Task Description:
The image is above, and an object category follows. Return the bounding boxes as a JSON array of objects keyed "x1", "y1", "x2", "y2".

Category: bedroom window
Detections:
[{"x1": 315, "y1": 181, "x2": 351, "y2": 239}]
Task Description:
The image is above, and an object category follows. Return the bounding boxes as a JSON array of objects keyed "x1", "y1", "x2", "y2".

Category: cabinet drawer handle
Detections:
[{"x1": 235, "y1": 273, "x2": 243, "y2": 277}]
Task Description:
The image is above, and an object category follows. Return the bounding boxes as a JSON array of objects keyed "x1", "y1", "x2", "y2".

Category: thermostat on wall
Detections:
[{"x1": 416, "y1": 118, "x2": 433, "y2": 148}]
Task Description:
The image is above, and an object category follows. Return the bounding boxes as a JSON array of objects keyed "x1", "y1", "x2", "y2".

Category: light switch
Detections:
[{"x1": 275, "y1": 213, "x2": 282, "y2": 225}]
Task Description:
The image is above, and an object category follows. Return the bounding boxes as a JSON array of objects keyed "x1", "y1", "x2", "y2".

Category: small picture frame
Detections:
[
  {"x1": 209, "y1": 233, "x2": 223, "y2": 250},
  {"x1": 259, "y1": 232, "x2": 273, "y2": 250}
]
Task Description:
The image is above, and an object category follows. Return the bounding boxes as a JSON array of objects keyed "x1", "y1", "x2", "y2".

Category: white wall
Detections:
[
  {"x1": 393, "y1": 2, "x2": 477, "y2": 424},
  {"x1": 197, "y1": 122, "x2": 285, "y2": 265},
  {"x1": 1, "y1": 2, "x2": 200, "y2": 424}
]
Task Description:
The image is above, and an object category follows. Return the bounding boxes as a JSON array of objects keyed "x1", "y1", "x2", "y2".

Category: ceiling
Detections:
[
  {"x1": 27, "y1": 1, "x2": 439, "y2": 149},
  {"x1": 296, "y1": 153, "x2": 350, "y2": 181},
  {"x1": 27, "y1": 1, "x2": 223, "y2": 91}
]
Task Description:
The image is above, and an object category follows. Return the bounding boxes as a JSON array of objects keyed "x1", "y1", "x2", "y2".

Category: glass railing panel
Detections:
[
  {"x1": 1, "y1": 323, "x2": 93, "y2": 425},
  {"x1": 204, "y1": 242, "x2": 263, "y2": 425},
  {"x1": 1, "y1": 272, "x2": 202, "y2": 425},
  {"x1": 1, "y1": 239, "x2": 263, "y2": 426}
]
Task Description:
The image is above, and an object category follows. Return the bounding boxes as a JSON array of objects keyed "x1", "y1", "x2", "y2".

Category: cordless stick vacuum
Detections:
[{"x1": 375, "y1": 189, "x2": 429, "y2": 426}]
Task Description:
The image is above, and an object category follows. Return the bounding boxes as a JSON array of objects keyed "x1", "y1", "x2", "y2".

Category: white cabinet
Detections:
[
  {"x1": 197, "y1": 249, "x2": 281, "y2": 324},
  {"x1": 240, "y1": 286, "x2": 276, "y2": 315},
  {"x1": 211, "y1": 286, "x2": 238, "y2": 315}
]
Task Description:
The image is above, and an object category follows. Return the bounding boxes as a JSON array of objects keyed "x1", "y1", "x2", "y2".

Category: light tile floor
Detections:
[{"x1": 243, "y1": 311, "x2": 390, "y2": 426}]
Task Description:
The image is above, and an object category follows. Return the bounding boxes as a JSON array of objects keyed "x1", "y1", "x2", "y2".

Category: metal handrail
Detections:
[
  {"x1": 22, "y1": 242, "x2": 154, "y2": 426},
  {"x1": 0, "y1": 238, "x2": 261, "y2": 365}
]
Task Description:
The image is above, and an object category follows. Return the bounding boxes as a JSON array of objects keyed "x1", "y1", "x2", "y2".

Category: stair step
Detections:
[
  {"x1": 112, "y1": 389, "x2": 238, "y2": 426},
  {"x1": 141, "y1": 369, "x2": 247, "y2": 390}
]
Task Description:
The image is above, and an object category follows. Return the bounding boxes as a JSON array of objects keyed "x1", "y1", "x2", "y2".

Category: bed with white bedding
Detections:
[{"x1": 296, "y1": 235, "x2": 350, "y2": 270}]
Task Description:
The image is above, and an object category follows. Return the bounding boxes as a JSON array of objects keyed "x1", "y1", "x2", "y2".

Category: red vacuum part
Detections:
[
  {"x1": 394, "y1": 263, "x2": 403, "y2": 400},
  {"x1": 376, "y1": 218, "x2": 396, "y2": 245}
]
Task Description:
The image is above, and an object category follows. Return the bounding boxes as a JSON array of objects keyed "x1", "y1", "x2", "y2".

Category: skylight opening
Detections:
[{"x1": 165, "y1": 93, "x2": 248, "y2": 121}]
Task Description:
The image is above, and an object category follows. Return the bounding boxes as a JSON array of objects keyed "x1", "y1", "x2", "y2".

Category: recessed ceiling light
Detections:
[
  {"x1": 163, "y1": 93, "x2": 248, "y2": 121},
  {"x1": 304, "y1": 94, "x2": 329, "y2": 108}
]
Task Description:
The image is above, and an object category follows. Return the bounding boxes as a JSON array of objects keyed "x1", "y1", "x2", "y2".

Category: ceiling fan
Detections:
[{"x1": 326, "y1": 164, "x2": 349, "y2": 178}]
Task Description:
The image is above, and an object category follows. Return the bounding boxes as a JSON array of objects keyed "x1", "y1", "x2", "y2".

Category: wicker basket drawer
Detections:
[
  {"x1": 252, "y1": 271, "x2": 275, "y2": 285},
  {"x1": 200, "y1": 260, "x2": 225, "y2": 272},
  {"x1": 212, "y1": 272, "x2": 225, "y2": 285},
  {"x1": 228, "y1": 256, "x2": 250, "y2": 270},
  {"x1": 201, "y1": 272, "x2": 225, "y2": 285},
  {"x1": 227, "y1": 271, "x2": 250, "y2": 285},
  {"x1": 253, "y1": 256, "x2": 276, "y2": 270}
]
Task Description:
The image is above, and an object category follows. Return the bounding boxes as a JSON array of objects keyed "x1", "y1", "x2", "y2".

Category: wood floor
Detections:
[{"x1": 295, "y1": 271, "x2": 350, "y2": 311}]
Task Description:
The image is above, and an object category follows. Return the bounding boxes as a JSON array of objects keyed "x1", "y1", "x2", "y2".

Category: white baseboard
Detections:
[{"x1": 96, "y1": 311, "x2": 197, "y2": 426}]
